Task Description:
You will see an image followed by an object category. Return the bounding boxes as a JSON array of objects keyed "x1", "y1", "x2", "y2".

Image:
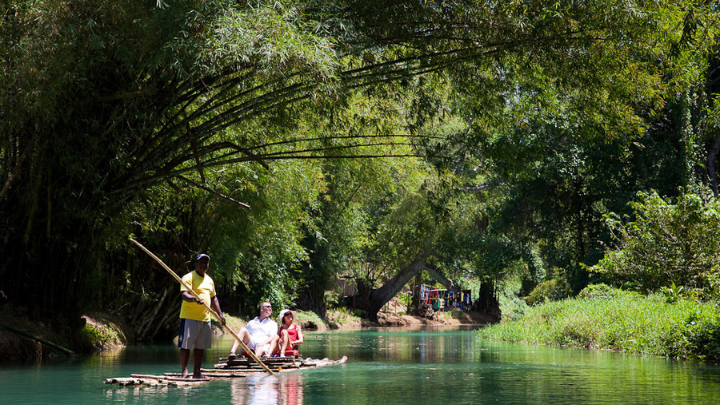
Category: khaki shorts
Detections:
[{"x1": 178, "y1": 318, "x2": 212, "y2": 350}]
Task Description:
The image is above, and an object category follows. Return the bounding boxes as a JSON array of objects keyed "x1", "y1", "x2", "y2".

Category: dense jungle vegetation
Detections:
[{"x1": 1, "y1": 0, "x2": 720, "y2": 348}]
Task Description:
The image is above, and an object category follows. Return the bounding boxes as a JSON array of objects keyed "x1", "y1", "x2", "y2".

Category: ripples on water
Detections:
[{"x1": 2, "y1": 325, "x2": 720, "y2": 404}]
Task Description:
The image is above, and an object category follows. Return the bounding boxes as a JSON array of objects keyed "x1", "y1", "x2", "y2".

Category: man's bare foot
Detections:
[{"x1": 192, "y1": 373, "x2": 206, "y2": 379}]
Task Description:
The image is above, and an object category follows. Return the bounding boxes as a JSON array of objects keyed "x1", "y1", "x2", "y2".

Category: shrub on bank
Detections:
[
  {"x1": 479, "y1": 285, "x2": 720, "y2": 360},
  {"x1": 590, "y1": 189, "x2": 720, "y2": 293},
  {"x1": 76, "y1": 322, "x2": 123, "y2": 351},
  {"x1": 497, "y1": 279, "x2": 529, "y2": 322},
  {"x1": 295, "y1": 310, "x2": 326, "y2": 330},
  {"x1": 500, "y1": 295, "x2": 528, "y2": 322},
  {"x1": 524, "y1": 278, "x2": 572, "y2": 305},
  {"x1": 326, "y1": 308, "x2": 362, "y2": 329}
]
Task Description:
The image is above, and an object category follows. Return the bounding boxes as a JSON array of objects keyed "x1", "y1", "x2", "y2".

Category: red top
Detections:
[{"x1": 283, "y1": 324, "x2": 301, "y2": 342}]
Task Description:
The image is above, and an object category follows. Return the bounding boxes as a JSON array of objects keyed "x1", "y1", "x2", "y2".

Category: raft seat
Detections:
[{"x1": 272, "y1": 349, "x2": 300, "y2": 356}]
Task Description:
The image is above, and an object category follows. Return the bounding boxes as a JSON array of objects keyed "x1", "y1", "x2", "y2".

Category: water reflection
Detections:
[
  {"x1": 302, "y1": 325, "x2": 486, "y2": 363},
  {"x1": 231, "y1": 373, "x2": 304, "y2": 405},
  {"x1": 5, "y1": 326, "x2": 720, "y2": 405}
]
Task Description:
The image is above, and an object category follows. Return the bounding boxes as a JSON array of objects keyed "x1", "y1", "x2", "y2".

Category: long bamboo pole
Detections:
[
  {"x1": 129, "y1": 238, "x2": 274, "y2": 375},
  {"x1": 0, "y1": 321, "x2": 74, "y2": 355}
]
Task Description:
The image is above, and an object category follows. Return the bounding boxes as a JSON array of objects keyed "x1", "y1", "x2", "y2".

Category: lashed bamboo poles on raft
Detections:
[{"x1": 129, "y1": 238, "x2": 274, "y2": 375}]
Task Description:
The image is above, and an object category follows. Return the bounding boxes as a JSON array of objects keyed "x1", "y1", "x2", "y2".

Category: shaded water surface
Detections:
[{"x1": 2, "y1": 325, "x2": 720, "y2": 404}]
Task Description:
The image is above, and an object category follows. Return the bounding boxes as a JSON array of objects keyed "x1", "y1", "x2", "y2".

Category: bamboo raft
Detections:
[
  {"x1": 215, "y1": 354, "x2": 348, "y2": 372},
  {"x1": 104, "y1": 354, "x2": 348, "y2": 387}
]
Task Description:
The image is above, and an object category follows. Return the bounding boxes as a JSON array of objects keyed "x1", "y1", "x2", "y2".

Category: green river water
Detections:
[{"x1": 2, "y1": 325, "x2": 720, "y2": 404}]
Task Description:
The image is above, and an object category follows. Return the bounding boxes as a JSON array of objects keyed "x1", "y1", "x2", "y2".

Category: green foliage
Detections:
[
  {"x1": 455, "y1": 75, "x2": 717, "y2": 295},
  {"x1": 326, "y1": 307, "x2": 362, "y2": 328},
  {"x1": 413, "y1": 2, "x2": 719, "y2": 296},
  {"x1": 3, "y1": 0, "x2": 719, "y2": 337},
  {"x1": 0, "y1": 0, "x2": 348, "y2": 320},
  {"x1": 496, "y1": 279, "x2": 529, "y2": 322},
  {"x1": 222, "y1": 314, "x2": 246, "y2": 333},
  {"x1": 396, "y1": 292, "x2": 412, "y2": 308},
  {"x1": 661, "y1": 282, "x2": 685, "y2": 304},
  {"x1": 208, "y1": 158, "x2": 325, "y2": 312},
  {"x1": 501, "y1": 296, "x2": 530, "y2": 323},
  {"x1": 480, "y1": 286, "x2": 720, "y2": 360},
  {"x1": 294, "y1": 309, "x2": 325, "y2": 330},
  {"x1": 590, "y1": 189, "x2": 720, "y2": 292},
  {"x1": 577, "y1": 284, "x2": 625, "y2": 300},
  {"x1": 297, "y1": 155, "x2": 437, "y2": 312},
  {"x1": 524, "y1": 278, "x2": 572, "y2": 306},
  {"x1": 76, "y1": 324, "x2": 121, "y2": 352}
]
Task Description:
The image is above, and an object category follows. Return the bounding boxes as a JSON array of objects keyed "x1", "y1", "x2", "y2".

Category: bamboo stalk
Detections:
[
  {"x1": 129, "y1": 238, "x2": 274, "y2": 375},
  {"x1": 0, "y1": 322, "x2": 74, "y2": 355}
]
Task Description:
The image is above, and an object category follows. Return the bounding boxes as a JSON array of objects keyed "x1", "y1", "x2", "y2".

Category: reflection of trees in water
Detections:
[
  {"x1": 314, "y1": 326, "x2": 481, "y2": 363},
  {"x1": 230, "y1": 373, "x2": 304, "y2": 405}
]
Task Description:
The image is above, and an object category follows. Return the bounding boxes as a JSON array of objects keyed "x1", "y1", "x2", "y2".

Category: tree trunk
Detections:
[
  {"x1": 359, "y1": 258, "x2": 440, "y2": 322},
  {"x1": 424, "y1": 264, "x2": 456, "y2": 291},
  {"x1": 476, "y1": 280, "x2": 501, "y2": 322},
  {"x1": 352, "y1": 254, "x2": 463, "y2": 322},
  {"x1": 365, "y1": 259, "x2": 426, "y2": 322},
  {"x1": 410, "y1": 273, "x2": 422, "y2": 314}
]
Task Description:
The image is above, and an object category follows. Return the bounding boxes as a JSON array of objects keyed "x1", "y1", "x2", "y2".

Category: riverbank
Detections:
[
  {"x1": 479, "y1": 285, "x2": 720, "y2": 361},
  {"x1": 229, "y1": 307, "x2": 489, "y2": 332},
  {"x1": 0, "y1": 306, "x2": 128, "y2": 362},
  {"x1": 324, "y1": 305, "x2": 493, "y2": 330},
  {"x1": 0, "y1": 305, "x2": 488, "y2": 361},
  {"x1": 375, "y1": 308, "x2": 493, "y2": 327}
]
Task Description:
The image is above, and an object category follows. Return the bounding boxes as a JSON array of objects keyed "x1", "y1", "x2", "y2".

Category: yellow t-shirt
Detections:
[{"x1": 179, "y1": 271, "x2": 216, "y2": 322}]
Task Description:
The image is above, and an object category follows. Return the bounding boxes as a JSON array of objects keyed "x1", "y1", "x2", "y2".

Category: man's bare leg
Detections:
[
  {"x1": 230, "y1": 328, "x2": 252, "y2": 355},
  {"x1": 193, "y1": 349, "x2": 205, "y2": 379},
  {"x1": 254, "y1": 344, "x2": 266, "y2": 357},
  {"x1": 180, "y1": 348, "x2": 191, "y2": 378}
]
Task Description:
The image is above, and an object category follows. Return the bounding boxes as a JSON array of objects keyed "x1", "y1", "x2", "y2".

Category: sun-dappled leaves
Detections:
[{"x1": 590, "y1": 189, "x2": 720, "y2": 293}]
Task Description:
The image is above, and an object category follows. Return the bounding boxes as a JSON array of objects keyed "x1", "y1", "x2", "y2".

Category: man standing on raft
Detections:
[{"x1": 178, "y1": 253, "x2": 226, "y2": 379}]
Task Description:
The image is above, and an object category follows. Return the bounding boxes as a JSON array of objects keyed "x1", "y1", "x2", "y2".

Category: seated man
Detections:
[{"x1": 230, "y1": 301, "x2": 279, "y2": 358}]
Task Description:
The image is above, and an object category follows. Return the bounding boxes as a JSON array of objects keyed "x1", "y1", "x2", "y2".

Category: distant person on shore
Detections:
[
  {"x1": 179, "y1": 253, "x2": 226, "y2": 379},
  {"x1": 229, "y1": 301, "x2": 279, "y2": 358},
  {"x1": 277, "y1": 309, "x2": 303, "y2": 357}
]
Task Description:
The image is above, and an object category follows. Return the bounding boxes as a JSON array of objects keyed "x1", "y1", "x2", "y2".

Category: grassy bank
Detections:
[{"x1": 479, "y1": 286, "x2": 720, "y2": 360}]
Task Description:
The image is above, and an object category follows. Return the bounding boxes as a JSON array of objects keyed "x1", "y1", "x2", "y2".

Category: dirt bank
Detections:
[
  {"x1": 326, "y1": 308, "x2": 494, "y2": 330},
  {"x1": 0, "y1": 306, "x2": 77, "y2": 361},
  {"x1": 0, "y1": 307, "x2": 129, "y2": 362},
  {"x1": 376, "y1": 309, "x2": 494, "y2": 327},
  {"x1": 0, "y1": 307, "x2": 492, "y2": 361}
]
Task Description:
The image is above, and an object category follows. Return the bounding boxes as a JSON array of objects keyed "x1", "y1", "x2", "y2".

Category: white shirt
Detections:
[{"x1": 246, "y1": 316, "x2": 278, "y2": 339}]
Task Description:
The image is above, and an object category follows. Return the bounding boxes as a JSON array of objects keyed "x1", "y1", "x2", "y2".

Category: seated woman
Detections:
[{"x1": 276, "y1": 309, "x2": 303, "y2": 357}]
